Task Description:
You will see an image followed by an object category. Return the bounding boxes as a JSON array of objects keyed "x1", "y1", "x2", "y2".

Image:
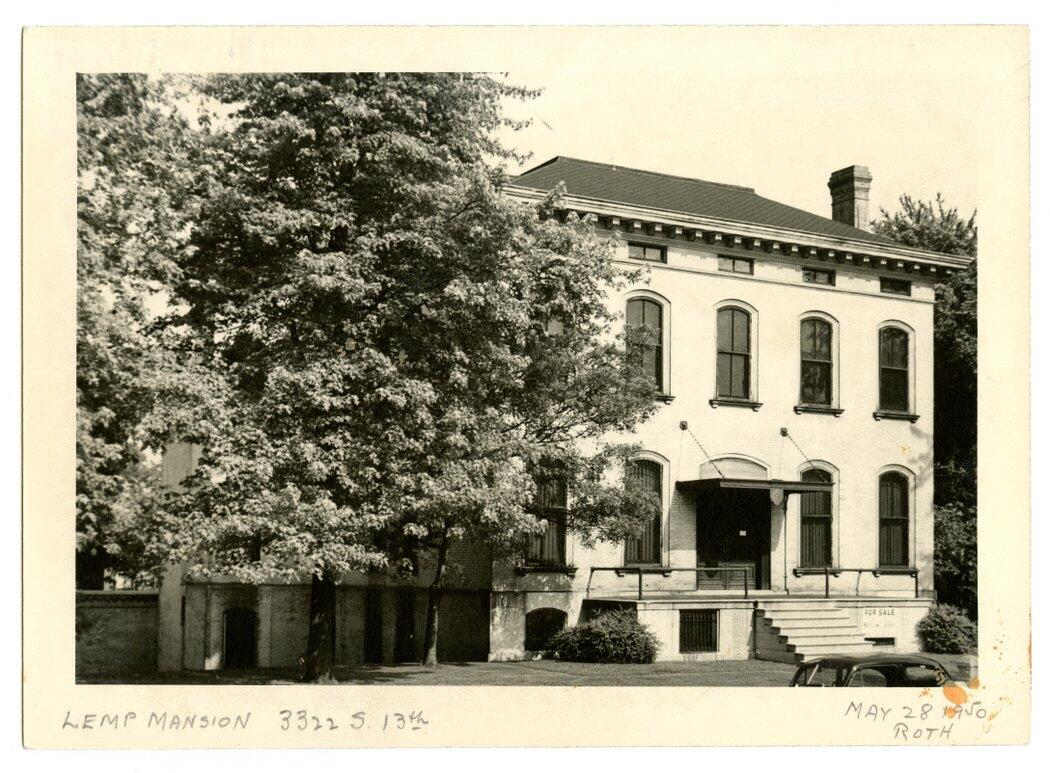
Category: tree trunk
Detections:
[
  {"x1": 421, "y1": 534, "x2": 449, "y2": 668},
  {"x1": 301, "y1": 569, "x2": 337, "y2": 682}
]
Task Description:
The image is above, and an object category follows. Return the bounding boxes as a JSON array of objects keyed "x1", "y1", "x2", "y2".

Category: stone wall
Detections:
[
  {"x1": 180, "y1": 582, "x2": 490, "y2": 669},
  {"x1": 75, "y1": 591, "x2": 158, "y2": 677}
]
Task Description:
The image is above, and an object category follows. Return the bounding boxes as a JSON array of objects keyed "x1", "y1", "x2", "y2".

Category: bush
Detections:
[
  {"x1": 548, "y1": 609, "x2": 659, "y2": 663},
  {"x1": 916, "y1": 605, "x2": 976, "y2": 654}
]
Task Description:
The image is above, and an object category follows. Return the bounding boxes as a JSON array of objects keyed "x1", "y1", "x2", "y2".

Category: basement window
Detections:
[
  {"x1": 680, "y1": 609, "x2": 718, "y2": 653},
  {"x1": 865, "y1": 637, "x2": 896, "y2": 647}
]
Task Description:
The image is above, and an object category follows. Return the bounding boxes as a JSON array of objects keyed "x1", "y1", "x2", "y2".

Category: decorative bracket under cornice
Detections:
[{"x1": 503, "y1": 185, "x2": 971, "y2": 276}]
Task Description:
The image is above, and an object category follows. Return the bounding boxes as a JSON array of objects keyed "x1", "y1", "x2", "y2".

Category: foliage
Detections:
[
  {"x1": 76, "y1": 74, "x2": 205, "y2": 586},
  {"x1": 916, "y1": 605, "x2": 977, "y2": 654},
  {"x1": 933, "y1": 503, "x2": 978, "y2": 617},
  {"x1": 548, "y1": 610, "x2": 660, "y2": 663},
  {"x1": 133, "y1": 74, "x2": 660, "y2": 675},
  {"x1": 872, "y1": 193, "x2": 976, "y2": 257}
]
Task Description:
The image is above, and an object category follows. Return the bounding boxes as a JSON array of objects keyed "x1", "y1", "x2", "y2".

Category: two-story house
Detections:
[{"x1": 157, "y1": 157, "x2": 971, "y2": 670}]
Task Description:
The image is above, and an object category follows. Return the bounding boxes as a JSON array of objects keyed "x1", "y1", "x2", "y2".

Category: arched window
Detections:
[
  {"x1": 717, "y1": 307, "x2": 751, "y2": 399},
  {"x1": 878, "y1": 472, "x2": 910, "y2": 567},
  {"x1": 524, "y1": 608, "x2": 568, "y2": 651},
  {"x1": 626, "y1": 298, "x2": 664, "y2": 392},
  {"x1": 879, "y1": 327, "x2": 910, "y2": 412},
  {"x1": 800, "y1": 318, "x2": 833, "y2": 406},
  {"x1": 526, "y1": 470, "x2": 568, "y2": 567},
  {"x1": 799, "y1": 468, "x2": 833, "y2": 567},
  {"x1": 625, "y1": 459, "x2": 662, "y2": 564}
]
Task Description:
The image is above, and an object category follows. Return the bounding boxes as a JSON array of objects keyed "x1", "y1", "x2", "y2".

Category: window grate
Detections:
[{"x1": 680, "y1": 609, "x2": 718, "y2": 653}]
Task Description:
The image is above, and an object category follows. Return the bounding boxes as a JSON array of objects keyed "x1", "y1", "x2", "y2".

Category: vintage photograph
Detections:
[{"x1": 72, "y1": 67, "x2": 981, "y2": 691}]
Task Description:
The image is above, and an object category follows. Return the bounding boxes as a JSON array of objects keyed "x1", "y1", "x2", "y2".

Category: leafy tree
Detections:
[
  {"x1": 76, "y1": 74, "x2": 203, "y2": 587},
  {"x1": 146, "y1": 74, "x2": 659, "y2": 679},
  {"x1": 932, "y1": 503, "x2": 977, "y2": 617},
  {"x1": 873, "y1": 194, "x2": 977, "y2": 616}
]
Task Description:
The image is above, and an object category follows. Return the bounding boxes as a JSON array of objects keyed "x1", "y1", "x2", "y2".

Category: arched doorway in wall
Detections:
[
  {"x1": 223, "y1": 608, "x2": 257, "y2": 669},
  {"x1": 524, "y1": 608, "x2": 568, "y2": 652}
]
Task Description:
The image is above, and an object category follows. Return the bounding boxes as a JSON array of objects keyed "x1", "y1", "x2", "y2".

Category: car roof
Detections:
[{"x1": 797, "y1": 654, "x2": 946, "y2": 669}]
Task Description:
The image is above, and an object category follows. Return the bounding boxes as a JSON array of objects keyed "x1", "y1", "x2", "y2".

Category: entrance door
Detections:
[
  {"x1": 395, "y1": 588, "x2": 419, "y2": 663},
  {"x1": 223, "y1": 608, "x2": 257, "y2": 669},
  {"x1": 363, "y1": 587, "x2": 383, "y2": 664},
  {"x1": 696, "y1": 488, "x2": 772, "y2": 590}
]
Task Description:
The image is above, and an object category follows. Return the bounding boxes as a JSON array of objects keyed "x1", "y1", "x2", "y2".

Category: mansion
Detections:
[{"x1": 78, "y1": 156, "x2": 972, "y2": 675}]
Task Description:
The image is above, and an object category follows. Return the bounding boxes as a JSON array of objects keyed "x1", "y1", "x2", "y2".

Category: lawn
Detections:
[{"x1": 80, "y1": 659, "x2": 799, "y2": 687}]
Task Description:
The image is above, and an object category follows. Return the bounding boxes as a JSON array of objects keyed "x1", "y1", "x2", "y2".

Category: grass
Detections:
[{"x1": 80, "y1": 658, "x2": 799, "y2": 687}]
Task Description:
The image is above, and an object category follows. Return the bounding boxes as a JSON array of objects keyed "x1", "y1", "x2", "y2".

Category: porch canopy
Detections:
[{"x1": 675, "y1": 477, "x2": 832, "y2": 495}]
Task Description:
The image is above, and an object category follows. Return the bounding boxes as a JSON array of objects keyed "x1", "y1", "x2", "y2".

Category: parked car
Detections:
[{"x1": 790, "y1": 654, "x2": 954, "y2": 687}]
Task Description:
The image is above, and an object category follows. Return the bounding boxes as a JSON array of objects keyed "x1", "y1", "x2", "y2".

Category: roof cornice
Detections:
[{"x1": 504, "y1": 185, "x2": 972, "y2": 274}]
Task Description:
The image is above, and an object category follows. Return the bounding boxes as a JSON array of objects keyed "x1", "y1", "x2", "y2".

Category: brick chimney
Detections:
[{"x1": 828, "y1": 165, "x2": 873, "y2": 231}]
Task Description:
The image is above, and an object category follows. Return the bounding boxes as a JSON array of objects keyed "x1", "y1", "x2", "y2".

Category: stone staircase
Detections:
[{"x1": 754, "y1": 600, "x2": 876, "y2": 663}]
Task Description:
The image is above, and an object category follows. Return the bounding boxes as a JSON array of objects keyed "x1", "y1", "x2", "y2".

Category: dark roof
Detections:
[
  {"x1": 513, "y1": 157, "x2": 900, "y2": 248},
  {"x1": 797, "y1": 654, "x2": 947, "y2": 668}
]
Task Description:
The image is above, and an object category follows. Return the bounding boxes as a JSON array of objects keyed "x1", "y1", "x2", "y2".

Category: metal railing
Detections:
[
  {"x1": 792, "y1": 567, "x2": 920, "y2": 598},
  {"x1": 584, "y1": 565, "x2": 920, "y2": 600},
  {"x1": 586, "y1": 565, "x2": 752, "y2": 600}
]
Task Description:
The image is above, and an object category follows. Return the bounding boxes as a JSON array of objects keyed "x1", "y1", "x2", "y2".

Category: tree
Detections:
[
  {"x1": 145, "y1": 74, "x2": 659, "y2": 680},
  {"x1": 76, "y1": 74, "x2": 203, "y2": 587},
  {"x1": 873, "y1": 194, "x2": 977, "y2": 615}
]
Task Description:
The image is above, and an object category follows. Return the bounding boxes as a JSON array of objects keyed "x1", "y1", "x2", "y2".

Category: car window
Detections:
[
  {"x1": 794, "y1": 662, "x2": 846, "y2": 686},
  {"x1": 901, "y1": 665, "x2": 948, "y2": 686},
  {"x1": 848, "y1": 667, "x2": 889, "y2": 687}
]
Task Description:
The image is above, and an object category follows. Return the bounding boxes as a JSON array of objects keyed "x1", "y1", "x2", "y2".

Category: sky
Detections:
[{"x1": 495, "y1": 27, "x2": 989, "y2": 225}]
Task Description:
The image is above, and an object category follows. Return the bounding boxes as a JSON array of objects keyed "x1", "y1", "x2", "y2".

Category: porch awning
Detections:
[{"x1": 675, "y1": 477, "x2": 833, "y2": 494}]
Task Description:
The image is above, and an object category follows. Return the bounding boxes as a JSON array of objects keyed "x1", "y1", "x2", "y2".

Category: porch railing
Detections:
[
  {"x1": 584, "y1": 566, "x2": 920, "y2": 600},
  {"x1": 586, "y1": 565, "x2": 752, "y2": 600},
  {"x1": 792, "y1": 567, "x2": 920, "y2": 599}
]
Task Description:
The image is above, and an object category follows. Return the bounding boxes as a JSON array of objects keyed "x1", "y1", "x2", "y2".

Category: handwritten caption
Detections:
[
  {"x1": 845, "y1": 698, "x2": 990, "y2": 742},
  {"x1": 61, "y1": 708, "x2": 428, "y2": 735}
]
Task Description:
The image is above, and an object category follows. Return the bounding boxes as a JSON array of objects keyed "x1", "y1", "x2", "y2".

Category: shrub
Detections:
[
  {"x1": 916, "y1": 605, "x2": 976, "y2": 654},
  {"x1": 548, "y1": 609, "x2": 659, "y2": 663}
]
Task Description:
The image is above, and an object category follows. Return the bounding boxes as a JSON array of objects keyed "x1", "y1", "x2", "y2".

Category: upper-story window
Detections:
[
  {"x1": 878, "y1": 471, "x2": 910, "y2": 567},
  {"x1": 718, "y1": 256, "x2": 753, "y2": 275},
  {"x1": 626, "y1": 297, "x2": 664, "y2": 393},
  {"x1": 802, "y1": 267, "x2": 835, "y2": 286},
  {"x1": 880, "y1": 277, "x2": 912, "y2": 296},
  {"x1": 526, "y1": 470, "x2": 568, "y2": 567},
  {"x1": 628, "y1": 242, "x2": 667, "y2": 263},
  {"x1": 800, "y1": 318, "x2": 833, "y2": 407},
  {"x1": 799, "y1": 468, "x2": 833, "y2": 567},
  {"x1": 878, "y1": 327, "x2": 910, "y2": 412},
  {"x1": 625, "y1": 459, "x2": 662, "y2": 565},
  {"x1": 716, "y1": 307, "x2": 752, "y2": 400}
]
